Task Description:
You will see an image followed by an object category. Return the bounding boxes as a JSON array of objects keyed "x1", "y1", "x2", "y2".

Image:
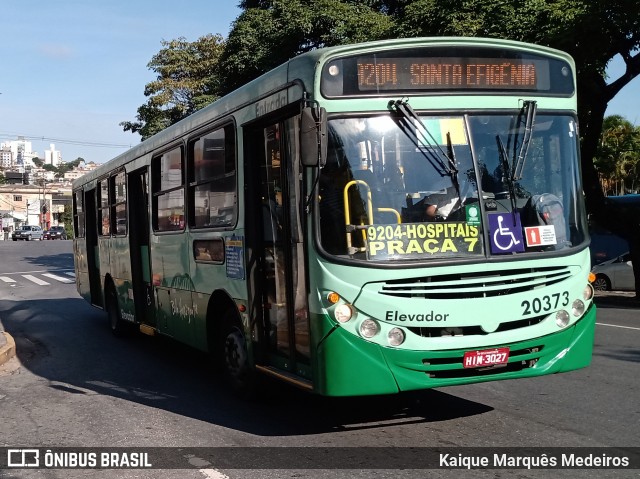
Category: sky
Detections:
[
  {"x1": 1, "y1": 1, "x2": 638, "y2": 165},
  {"x1": 1, "y1": 0, "x2": 242, "y2": 164}
]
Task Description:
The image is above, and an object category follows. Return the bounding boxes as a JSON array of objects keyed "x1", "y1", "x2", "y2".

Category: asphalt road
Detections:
[{"x1": 0, "y1": 240, "x2": 638, "y2": 479}]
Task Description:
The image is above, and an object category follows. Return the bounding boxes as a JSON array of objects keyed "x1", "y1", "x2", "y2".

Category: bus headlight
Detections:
[
  {"x1": 556, "y1": 310, "x2": 570, "y2": 328},
  {"x1": 572, "y1": 299, "x2": 585, "y2": 317},
  {"x1": 388, "y1": 328, "x2": 405, "y2": 346},
  {"x1": 334, "y1": 304, "x2": 354, "y2": 323},
  {"x1": 359, "y1": 319, "x2": 379, "y2": 338},
  {"x1": 583, "y1": 284, "x2": 594, "y2": 301}
]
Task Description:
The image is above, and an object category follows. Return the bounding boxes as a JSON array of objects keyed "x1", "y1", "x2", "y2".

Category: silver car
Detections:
[
  {"x1": 591, "y1": 252, "x2": 634, "y2": 291},
  {"x1": 11, "y1": 225, "x2": 44, "y2": 241}
]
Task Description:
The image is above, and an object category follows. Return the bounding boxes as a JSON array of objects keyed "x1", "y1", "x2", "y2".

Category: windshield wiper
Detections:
[
  {"x1": 445, "y1": 131, "x2": 463, "y2": 211},
  {"x1": 388, "y1": 99, "x2": 463, "y2": 211},
  {"x1": 496, "y1": 100, "x2": 537, "y2": 185},
  {"x1": 496, "y1": 135, "x2": 518, "y2": 223},
  {"x1": 495, "y1": 100, "x2": 537, "y2": 225},
  {"x1": 388, "y1": 99, "x2": 458, "y2": 178},
  {"x1": 512, "y1": 100, "x2": 537, "y2": 181}
]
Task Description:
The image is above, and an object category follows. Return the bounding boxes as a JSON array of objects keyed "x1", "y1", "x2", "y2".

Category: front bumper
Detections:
[{"x1": 315, "y1": 303, "x2": 596, "y2": 396}]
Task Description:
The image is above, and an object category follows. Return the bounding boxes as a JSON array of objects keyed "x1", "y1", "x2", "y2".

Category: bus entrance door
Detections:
[
  {"x1": 84, "y1": 188, "x2": 102, "y2": 307},
  {"x1": 250, "y1": 119, "x2": 311, "y2": 384},
  {"x1": 128, "y1": 168, "x2": 155, "y2": 328}
]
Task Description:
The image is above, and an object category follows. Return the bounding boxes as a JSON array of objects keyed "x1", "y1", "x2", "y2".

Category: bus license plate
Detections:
[{"x1": 463, "y1": 347, "x2": 510, "y2": 368}]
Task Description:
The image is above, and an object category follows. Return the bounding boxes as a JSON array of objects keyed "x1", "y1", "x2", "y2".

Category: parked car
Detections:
[
  {"x1": 591, "y1": 252, "x2": 635, "y2": 291},
  {"x1": 11, "y1": 225, "x2": 44, "y2": 241},
  {"x1": 44, "y1": 225, "x2": 67, "y2": 240}
]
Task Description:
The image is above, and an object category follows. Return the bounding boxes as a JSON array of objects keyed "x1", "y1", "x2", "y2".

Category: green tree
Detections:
[
  {"x1": 62, "y1": 204, "x2": 73, "y2": 239},
  {"x1": 219, "y1": 0, "x2": 394, "y2": 93},
  {"x1": 120, "y1": 34, "x2": 226, "y2": 140},
  {"x1": 39, "y1": 158, "x2": 83, "y2": 180},
  {"x1": 595, "y1": 116, "x2": 640, "y2": 195}
]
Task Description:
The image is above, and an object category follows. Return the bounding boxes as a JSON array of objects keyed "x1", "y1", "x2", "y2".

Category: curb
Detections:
[
  {"x1": 593, "y1": 291, "x2": 639, "y2": 309},
  {"x1": 0, "y1": 332, "x2": 16, "y2": 367}
]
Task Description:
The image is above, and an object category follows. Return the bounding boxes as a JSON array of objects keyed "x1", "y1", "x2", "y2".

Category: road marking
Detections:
[
  {"x1": 597, "y1": 322, "x2": 640, "y2": 331},
  {"x1": 199, "y1": 470, "x2": 230, "y2": 479},
  {"x1": 42, "y1": 273, "x2": 75, "y2": 283},
  {"x1": 22, "y1": 275, "x2": 50, "y2": 286},
  {"x1": 0, "y1": 271, "x2": 76, "y2": 286},
  {"x1": 2, "y1": 269, "x2": 73, "y2": 275}
]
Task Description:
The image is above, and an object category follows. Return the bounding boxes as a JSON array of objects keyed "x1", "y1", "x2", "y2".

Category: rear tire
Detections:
[{"x1": 106, "y1": 286, "x2": 128, "y2": 337}]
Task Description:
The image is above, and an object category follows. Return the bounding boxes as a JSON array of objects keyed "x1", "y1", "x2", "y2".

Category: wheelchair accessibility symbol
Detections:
[{"x1": 488, "y1": 213, "x2": 525, "y2": 254}]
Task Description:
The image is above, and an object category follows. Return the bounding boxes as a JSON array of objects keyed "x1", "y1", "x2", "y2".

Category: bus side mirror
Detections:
[{"x1": 300, "y1": 106, "x2": 327, "y2": 167}]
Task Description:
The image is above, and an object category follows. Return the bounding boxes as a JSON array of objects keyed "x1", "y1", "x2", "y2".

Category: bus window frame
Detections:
[
  {"x1": 97, "y1": 177, "x2": 110, "y2": 237},
  {"x1": 186, "y1": 121, "x2": 238, "y2": 229},
  {"x1": 151, "y1": 144, "x2": 186, "y2": 233},
  {"x1": 111, "y1": 169, "x2": 127, "y2": 237},
  {"x1": 73, "y1": 189, "x2": 85, "y2": 238}
]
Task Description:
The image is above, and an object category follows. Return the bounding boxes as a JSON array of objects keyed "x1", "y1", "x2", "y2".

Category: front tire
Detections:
[{"x1": 220, "y1": 310, "x2": 255, "y2": 395}]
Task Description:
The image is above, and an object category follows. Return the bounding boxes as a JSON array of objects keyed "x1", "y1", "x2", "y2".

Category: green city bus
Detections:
[{"x1": 72, "y1": 37, "x2": 596, "y2": 396}]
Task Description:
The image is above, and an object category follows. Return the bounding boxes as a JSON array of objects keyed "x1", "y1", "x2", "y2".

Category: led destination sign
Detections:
[
  {"x1": 321, "y1": 46, "x2": 574, "y2": 97},
  {"x1": 357, "y1": 57, "x2": 538, "y2": 91}
]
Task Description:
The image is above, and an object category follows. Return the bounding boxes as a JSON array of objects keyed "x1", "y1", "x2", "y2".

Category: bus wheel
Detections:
[
  {"x1": 221, "y1": 312, "x2": 254, "y2": 394},
  {"x1": 106, "y1": 286, "x2": 128, "y2": 337}
]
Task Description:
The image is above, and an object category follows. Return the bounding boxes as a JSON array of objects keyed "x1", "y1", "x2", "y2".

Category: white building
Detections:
[
  {"x1": 44, "y1": 143, "x2": 62, "y2": 166},
  {"x1": 0, "y1": 146, "x2": 12, "y2": 168},
  {"x1": 63, "y1": 161, "x2": 99, "y2": 182},
  {"x1": 0, "y1": 137, "x2": 38, "y2": 169}
]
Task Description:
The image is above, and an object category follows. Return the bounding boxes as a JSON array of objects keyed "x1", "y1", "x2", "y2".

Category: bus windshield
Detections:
[{"x1": 318, "y1": 112, "x2": 586, "y2": 261}]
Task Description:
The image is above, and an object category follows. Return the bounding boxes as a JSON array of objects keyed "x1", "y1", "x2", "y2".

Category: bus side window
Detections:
[
  {"x1": 152, "y1": 146, "x2": 185, "y2": 232},
  {"x1": 188, "y1": 124, "x2": 237, "y2": 228}
]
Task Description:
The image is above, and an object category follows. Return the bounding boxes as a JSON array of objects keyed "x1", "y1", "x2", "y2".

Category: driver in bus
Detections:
[{"x1": 403, "y1": 185, "x2": 460, "y2": 222}]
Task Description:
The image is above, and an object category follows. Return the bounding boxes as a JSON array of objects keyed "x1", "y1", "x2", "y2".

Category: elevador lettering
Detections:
[{"x1": 385, "y1": 310, "x2": 449, "y2": 322}]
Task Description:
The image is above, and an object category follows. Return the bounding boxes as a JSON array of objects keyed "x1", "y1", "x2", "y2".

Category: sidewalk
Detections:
[
  {"x1": 593, "y1": 289, "x2": 639, "y2": 308},
  {"x1": 0, "y1": 320, "x2": 16, "y2": 368}
]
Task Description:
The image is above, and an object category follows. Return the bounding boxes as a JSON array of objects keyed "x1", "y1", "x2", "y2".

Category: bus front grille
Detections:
[
  {"x1": 407, "y1": 313, "x2": 546, "y2": 337},
  {"x1": 379, "y1": 266, "x2": 572, "y2": 299}
]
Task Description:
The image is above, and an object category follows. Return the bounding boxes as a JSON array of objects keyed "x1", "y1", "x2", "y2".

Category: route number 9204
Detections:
[{"x1": 521, "y1": 291, "x2": 569, "y2": 316}]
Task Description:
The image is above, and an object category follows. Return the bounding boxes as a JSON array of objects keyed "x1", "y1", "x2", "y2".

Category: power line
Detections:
[{"x1": 0, "y1": 132, "x2": 133, "y2": 149}]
